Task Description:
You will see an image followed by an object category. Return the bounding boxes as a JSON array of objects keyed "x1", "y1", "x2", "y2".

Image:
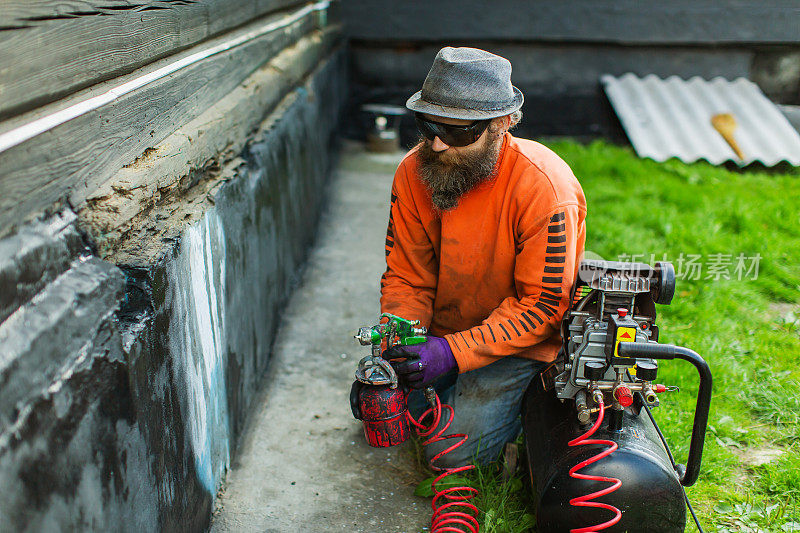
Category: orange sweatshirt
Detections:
[{"x1": 380, "y1": 133, "x2": 587, "y2": 373}]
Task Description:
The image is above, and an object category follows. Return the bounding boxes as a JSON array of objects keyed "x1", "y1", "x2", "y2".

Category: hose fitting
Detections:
[
  {"x1": 575, "y1": 390, "x2": 591, "y2": 424},
  {"x1": 642, "y1": 384, "x2": 658, "y2": 404},
  {"x1": 591, "y1": 387, "x2": 604, "y2": 406}
]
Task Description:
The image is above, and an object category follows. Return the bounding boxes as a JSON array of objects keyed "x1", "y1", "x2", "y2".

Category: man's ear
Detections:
[
  {"x1": 488, "y1": 115, "x2": 512, "y2": 138},
  {"x1": 494, "y1": 115, "x2": 511, "y2": 136}
]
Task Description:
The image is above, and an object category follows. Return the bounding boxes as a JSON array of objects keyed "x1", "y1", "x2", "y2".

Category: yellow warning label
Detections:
[
  {"x1": 617, "y1": 327, "x2": 636, "y2": 342},
  {"x1": 615, "y1": 327, "x2": 636, "y2": 356}
]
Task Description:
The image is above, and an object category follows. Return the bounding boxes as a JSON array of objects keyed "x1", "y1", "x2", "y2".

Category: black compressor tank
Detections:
[{"x1": 522, "y1": 376, "x2": 685, "y2": 532}]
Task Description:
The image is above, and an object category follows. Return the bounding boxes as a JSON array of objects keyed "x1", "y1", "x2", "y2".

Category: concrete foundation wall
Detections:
[{"x1": 0, "y1": 47, "x2": 346, "y2": 531}]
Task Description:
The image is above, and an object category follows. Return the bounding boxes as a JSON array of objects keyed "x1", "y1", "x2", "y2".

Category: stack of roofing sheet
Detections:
[{"x1": 601, "y1": 73, "x2": 800, "y2": 167}]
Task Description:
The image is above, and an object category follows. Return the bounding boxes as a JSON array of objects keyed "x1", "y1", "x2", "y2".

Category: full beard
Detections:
[{"x1": 417, "y1": 134, "x2": 501, "y2": 211}]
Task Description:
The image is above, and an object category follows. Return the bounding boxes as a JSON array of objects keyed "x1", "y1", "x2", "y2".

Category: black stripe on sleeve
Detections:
[
  {"x1": 517, "y1": 317, "x2": 530, "y2": 332},
  {"x1": 546, "y1": 256, "x2": 566, "y2": 263},
  {"x1": 541, "y1": 290, "x2": 562, "y2": 301},
  {"x1": 540, "y1": 295, "x2": 560, "y2": 307},
  {"x1": 508, "y1": 319, "x2": 522, "y2": 336},
  {"x1": 498, "y1": 323, "x2": 511, "y2": 340},
  {"x1": 525, "y1": 310, "x2": 544, "y2": 325},
  {"x1": 546, "y1": 286, "x2": 563, "y2": 293},
  {"x1": 547, "y1": 234, "x2": 567, "y2": 243},
  {"x1": 520, "y1": 312, "x2": 537, "y2": 329},
  {"x1": 548, "y1": 223, "x2": 566, "y2": 233},
  {"x1": 550, "y1": 212, "x2": 565, "y2": 222},
  {"x1": 459, "y1": 332, "x2": 470, "y2": 347},
  {"x1": 544, "y1": 265, "x2": 565, "y2": 274},
  {"x1": 546, "y1": 246, "x2": 567, "y2": 254},
  {"x1": 451, "y1": 336, "x2": 460, "y2": 350},
  {"x1": 536, "y1": 302, "x2": 555, "y2": 317},
  {"x1": 487, "y1": 324, "x2": 497, "y2": 342},
  {"x1": 479, "y1": 329, "x2": 486, "y2": 344},
  {"x1": 542, "y1": 276, "x2": 563, "y2": 284},
  {"x1": 470, "y1": 330, "x2": 478, "y2": 345}
]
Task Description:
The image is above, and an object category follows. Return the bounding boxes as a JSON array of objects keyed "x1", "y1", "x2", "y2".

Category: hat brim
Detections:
[{"x1": 405, "y1": 86, "x2": 524, "y2": 120}]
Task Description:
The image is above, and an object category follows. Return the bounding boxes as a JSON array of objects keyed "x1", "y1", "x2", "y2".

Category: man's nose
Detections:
[{"x1": 431, "y1": 136, "x2": 449, "y2": 152}]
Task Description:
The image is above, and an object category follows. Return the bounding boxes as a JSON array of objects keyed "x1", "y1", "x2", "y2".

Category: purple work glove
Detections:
[{"x1": 383, "y1": 336, "x2": 457, "y2": 389}]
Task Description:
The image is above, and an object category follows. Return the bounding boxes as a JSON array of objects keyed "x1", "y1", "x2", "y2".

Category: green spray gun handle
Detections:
[
  {"x1": 354, "y1": 314, "x2": 428, "y2": 347},
  {"x1": 398, "y1": 336, "x2": 427, "y2": 345},
  {"x1": 379, "y1": 313, "x2": 428, "y2": 346},
  {"x1": 353, "y1": 314, "x2": 431, "y2": 403}
]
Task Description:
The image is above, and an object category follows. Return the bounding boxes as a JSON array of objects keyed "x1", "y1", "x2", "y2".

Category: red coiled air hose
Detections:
[
  {"x1": 408, "y1": 392, "x2": 480, "y2": 533},
  {"x1": 567, "y1": 401, "x2": 623, "y2": 533}
]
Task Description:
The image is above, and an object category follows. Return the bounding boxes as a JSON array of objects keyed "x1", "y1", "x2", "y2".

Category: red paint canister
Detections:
[{"x1": 351, "y1": 382, "x2": 410, "y2": 448}]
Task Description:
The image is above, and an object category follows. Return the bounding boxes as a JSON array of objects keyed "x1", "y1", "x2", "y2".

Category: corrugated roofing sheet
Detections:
[{"x1": 601, "y1": 73, "x2": 800, "y2": 167}]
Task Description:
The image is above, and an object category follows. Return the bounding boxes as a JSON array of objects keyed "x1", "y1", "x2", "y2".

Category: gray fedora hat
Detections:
[{"x1": 406, "y1": 47, "x2": 524, "y2": 120}]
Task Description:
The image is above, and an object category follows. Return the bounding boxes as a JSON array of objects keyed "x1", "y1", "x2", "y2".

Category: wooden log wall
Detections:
[
  {"x1": 0, "y1": 0, "x2": 337, "y2": 238},
  {"x1": 0, "y1": 3, "x2": 345, "y2": 529},
  {"x1": 0, "y1": 0, "x2": 305, "y2": 120}
]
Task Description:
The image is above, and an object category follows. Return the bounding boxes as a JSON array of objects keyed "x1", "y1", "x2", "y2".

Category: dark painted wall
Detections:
[
  {"x1": 342, "y1": 1, "x2": 800, "y2": 44},
  {"x1": 340, "y1": 1, "x2": 800, "y2": 139},
  {"x1": 0, "y1": 49, "x2": 347, "y2": 531}
]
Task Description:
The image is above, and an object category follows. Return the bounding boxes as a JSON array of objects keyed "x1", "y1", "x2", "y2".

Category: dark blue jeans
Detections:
[{"x1": 407, "y1": 356, "x2": 547, "y2": 468}]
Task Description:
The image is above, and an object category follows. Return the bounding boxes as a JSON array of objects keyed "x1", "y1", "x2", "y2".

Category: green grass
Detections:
[
  {"x1": 409, "y1": 436, "x2": 537, "y2": 532},
  {"x1": 470, "y1": 462, "x2": 536, "y2": 533},
  {"x1": 411, "y1": 140, "x2": 800, "y2": 531}
]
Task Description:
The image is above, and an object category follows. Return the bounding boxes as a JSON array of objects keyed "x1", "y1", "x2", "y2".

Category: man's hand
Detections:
[{"x1": 383, "y1": 336, "x2": 457, "y2": 389}]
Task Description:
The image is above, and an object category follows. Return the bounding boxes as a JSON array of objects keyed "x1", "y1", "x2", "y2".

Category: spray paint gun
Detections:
[
  {"x1": 349, "y1": 313, "x2": 427, "y2": 447},
  {"x1": 354, "y1": 313, "x2": 428, "y2": 353},
  {"x1": 349, "y1": 315, "x2": 482, "y2": 530}
]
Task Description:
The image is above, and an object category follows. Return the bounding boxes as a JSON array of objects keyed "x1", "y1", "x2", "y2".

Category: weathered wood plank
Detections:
[
  {"x1": 0, "y1": 0, "x2": 307, "y2": 120},
  {"x1": 0, "y1": 7, "x2": 334, "y2": 237},
  {"x1": 340, "y1": 0, "x2": 800, "y2": 45},
  {"x1": 0, "y1": 1, "x2": 298, "y2": 27},
  {"x1": 78, "y1": 32, "x2": 343, "y2": 262}
]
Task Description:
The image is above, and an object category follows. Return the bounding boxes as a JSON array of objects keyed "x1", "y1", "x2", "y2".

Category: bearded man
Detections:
[{"x1": 380, "y1": 47, "x2": 587, "y2": 467}]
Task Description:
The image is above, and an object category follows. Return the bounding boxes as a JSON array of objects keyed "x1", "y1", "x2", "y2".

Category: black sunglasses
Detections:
[{"x1": 414, "y1": 112, "x2": 491, "y2": 147}]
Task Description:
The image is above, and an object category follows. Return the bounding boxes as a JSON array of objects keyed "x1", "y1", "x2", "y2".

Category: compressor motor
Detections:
[
  {"x1": 523, "y1": 259, "x2": 712, "y2": 532},
  {"x1": 555, "y1": 259, "x2": 676, "y2": 422}
]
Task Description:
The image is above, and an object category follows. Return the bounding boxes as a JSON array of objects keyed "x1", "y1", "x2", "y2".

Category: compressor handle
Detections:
[{"x1": 617, "y1": 342, "x2": 712, "y2": 487}]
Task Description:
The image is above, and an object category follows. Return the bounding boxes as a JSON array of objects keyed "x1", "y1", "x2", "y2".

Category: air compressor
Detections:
[{"x1": 523, "y1": 259, "x2": 712, "y2": 532}]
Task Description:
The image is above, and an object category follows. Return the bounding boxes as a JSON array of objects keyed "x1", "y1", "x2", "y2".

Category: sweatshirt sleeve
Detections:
[
  {"x1": 379, "y1": 163, "x2": 438, "y2": 328},
  {"x1": 444, "y1": 201, "x2": 585, "y2": 373}
]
